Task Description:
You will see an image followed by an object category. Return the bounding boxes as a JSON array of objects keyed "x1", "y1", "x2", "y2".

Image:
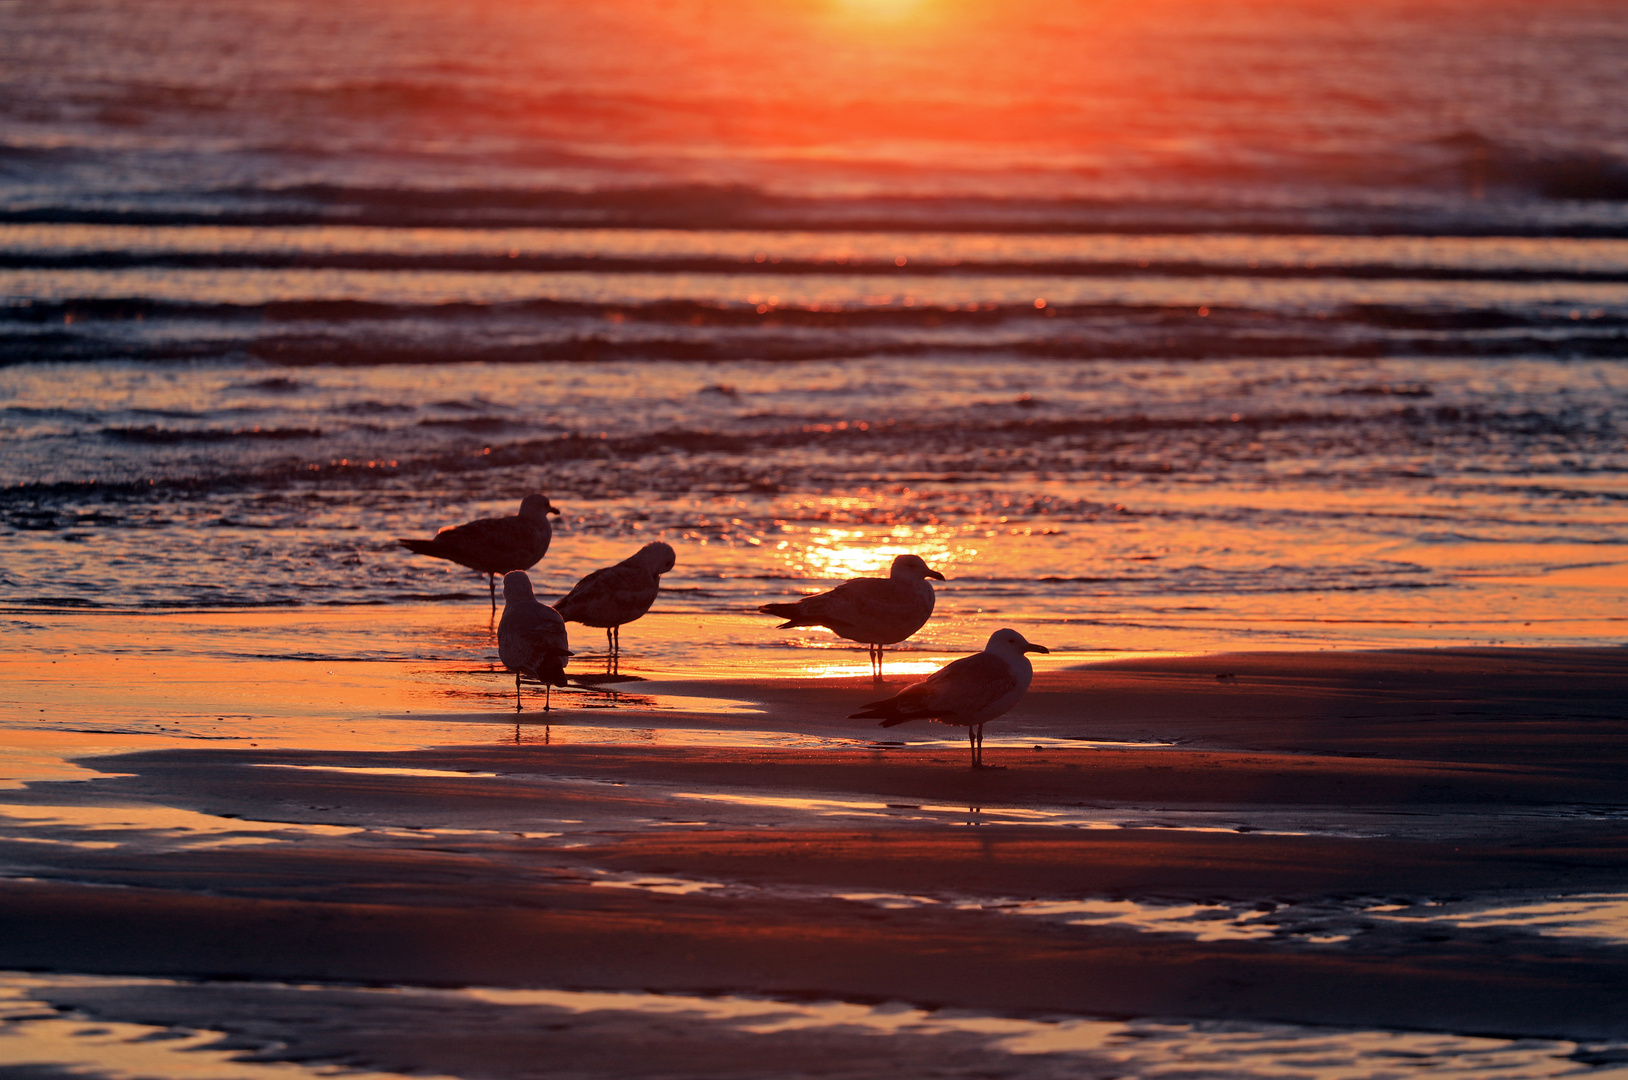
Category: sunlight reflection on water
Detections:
[
  {"x1": 578, "y1": 864, "x2": 1628, "y2": 950},
  {"x1": 0, "y1": 803, "x2": 360, "y2": 841},
  {"x1": 0, "y1": 978, "x2": 452, "y2": 1080},
  {"x1": 1368, "y1": 894, "x2": 1628, "y2": 947},
  {"x1": 4, "y1": 973, "x2": 1623, "y2": 1080}
]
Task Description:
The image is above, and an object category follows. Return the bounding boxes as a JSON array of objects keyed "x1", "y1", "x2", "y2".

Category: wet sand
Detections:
[{"x1": 3, "y1": 642, "x2": 1628, "y2": 1075}]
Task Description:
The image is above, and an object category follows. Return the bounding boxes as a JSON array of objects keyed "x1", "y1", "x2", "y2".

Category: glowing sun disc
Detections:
[{"x1": 834, "y1": 0, "x2": 927, "y2": 21}]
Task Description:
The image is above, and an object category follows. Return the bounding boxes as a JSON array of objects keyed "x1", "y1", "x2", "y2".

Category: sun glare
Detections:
[
  {"x1": 791, "y1": 530, "x2": 955, "y2": 583},
  {"x1": 832, "y1": 0, "x2": 928, "y2": 23}
]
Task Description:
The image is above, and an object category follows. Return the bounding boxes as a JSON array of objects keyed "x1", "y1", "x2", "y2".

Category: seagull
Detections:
[
  {"x1": 759, "y1": 553, "x2": 945, "y2": 680},
  {"x1": 554, "y1": 542, "x2": 676, "y2": 670},
  {"x1": 497, "y1": 571, "x2": 571, "y2": 712},
  {"x1": 848, "y1": 628, "x2": 1049, "y2": 769},
  {"x1": 398, "y1": 494, "x2": 561, "y2": 610}
]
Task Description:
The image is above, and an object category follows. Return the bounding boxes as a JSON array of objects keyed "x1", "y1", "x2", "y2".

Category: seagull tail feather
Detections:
[
  {"x1": 759, "y1": 602, "x2": 812, "y2": 629},
  {"x1": 848, "y1": 700, "x2": 917, "y2": 725},
  {"x1": 538, "y1": 653, "x2": 569, "y2": 687}
]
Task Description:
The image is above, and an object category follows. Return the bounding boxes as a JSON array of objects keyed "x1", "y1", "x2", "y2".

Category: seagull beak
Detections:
[
  {"x1": 927, "y1": 569, "x2": 946, "y2": 581},
  {"x1": 1024, "y1": 643, "x2": 1051, "y2": 654},
  {"x1": 548, "y1": 506, "x2": 562, "y2": 516}
]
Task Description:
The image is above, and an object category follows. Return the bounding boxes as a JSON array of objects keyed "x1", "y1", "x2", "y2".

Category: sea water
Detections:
[{"x1": 4, "y1": 0, "x2": 1627, "y2": 670}]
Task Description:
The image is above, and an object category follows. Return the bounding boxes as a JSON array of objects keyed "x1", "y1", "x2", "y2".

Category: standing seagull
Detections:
[
  {"x1": 497, "y1": 571, "x2": 571, "y2": 712},
  {"x1": 759, "y1": 554, "x2": 945, "y2": 681},
  {"x1": 554, "y1": 542, "x2": 676, "y2": 671},
  {"x1": 398, "y1": 494, "x2": 561, "y2": 610},
  {"x1": 849, "y1": 628, "x2": 1049, "y2": 769}
]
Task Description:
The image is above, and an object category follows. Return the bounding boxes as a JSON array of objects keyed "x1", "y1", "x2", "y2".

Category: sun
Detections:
[{"x1": 830, "y1": 0, "x2": 929, "y2": 23}]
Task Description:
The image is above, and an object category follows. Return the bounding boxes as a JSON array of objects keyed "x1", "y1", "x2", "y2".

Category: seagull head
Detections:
[
  {"x1": 985, "y1": 628, "x2": 1050, "y2": 656},
  {"x1": 520, "y1": 494, "x2": 562, "y2": 519},
  {"x1": 890, "y1": 553, "x2": 946, "y2": 581},
  {"x1": 501, "y1": 570, "x2": 538, "y2": 603},
  {"x1": 636, "y1": 541, "x2": 678, "y2": 575}
]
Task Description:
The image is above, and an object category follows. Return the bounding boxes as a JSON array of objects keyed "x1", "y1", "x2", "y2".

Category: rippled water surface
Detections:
[
  {"x1": 3, "y1": 0, "x2": 1626, "y2": 665},
  {"x1": 4, "y1": 350, "x2": 1625, "y2": 666}
]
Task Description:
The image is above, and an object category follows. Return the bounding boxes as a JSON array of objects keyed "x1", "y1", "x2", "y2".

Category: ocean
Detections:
[{"x1": 3, "y1": 0, "x2": 1626, "y2": 668}]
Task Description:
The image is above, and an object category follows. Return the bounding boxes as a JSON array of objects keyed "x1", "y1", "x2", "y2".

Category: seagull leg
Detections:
[
  {"x1": 967, "y1": 724, "x2": 991, "y2": 769},
  {"x1": 489, "y1": 573, "x2": 497, "y2": 613},
  {"x1": 514, "y1": 672, "x2": 523, "y2": 712},
  {"x1": 544, "y1": 682, "x2": 552, "y2": 713}
]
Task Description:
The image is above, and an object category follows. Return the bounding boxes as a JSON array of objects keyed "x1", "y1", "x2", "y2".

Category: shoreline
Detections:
[{"x1": 3, "y1": 644, "x2": 1626, "y2": 1059}]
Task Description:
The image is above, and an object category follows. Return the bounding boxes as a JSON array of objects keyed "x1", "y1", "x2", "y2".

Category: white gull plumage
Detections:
[
  {"x1": 497, "y1": 570, "x2": 571, "y2": 711},
  {"x1": 759, "y1": 553, "x2": 945, "y2": 680},
  {"x1": 554, "y1": 542, "x2": 676, "y2": 667},
  {"x1": 849, "y1": 628, "x2": 1050, "y2": 769}
]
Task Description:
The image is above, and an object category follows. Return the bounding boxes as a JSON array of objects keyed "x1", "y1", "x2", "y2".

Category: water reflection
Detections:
[
  {"x1": 7, "y1": 355, "x2": 1627, "y2": 663},
  {"x1": 0, "y1": 803, "x2": 362, "y2": 848},
  {"x1": 12, "y1": 226, "x2": 1627, "y2": 276},
  {"x1": 1368, "y1": 894, "x2": 1628, "y2": 947},
  {"x1": 6, "y1": 972, "x2": 1619, "y2": 1080},
  {"x1": 790, "y1": 529, "x2": 952, "y2": 582}
]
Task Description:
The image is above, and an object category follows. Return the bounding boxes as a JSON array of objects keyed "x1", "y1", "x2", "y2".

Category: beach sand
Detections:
[{"x1": 3, "y1": 626, "x2": 1627, "y2": 1076}]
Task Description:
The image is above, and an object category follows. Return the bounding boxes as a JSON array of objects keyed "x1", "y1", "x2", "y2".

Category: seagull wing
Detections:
[
  {"x1": 851, "y1": 651, "x2": 1018, "y2": 726},
  {"x1": 764, "y1": 577, "x2": 930, "y2": 642},
  {"x1": 434, "y1": 515, "x2": 547, "y2": 570},
  {"x1": 498, "y1": 601, "x2": 570, "y2": 684},
  {"x1": 555, "y1": 564, "x2": 618, "y2": 608},
  {"x1": 555, "y1": 563, "x2": 659, "y2": 626}
]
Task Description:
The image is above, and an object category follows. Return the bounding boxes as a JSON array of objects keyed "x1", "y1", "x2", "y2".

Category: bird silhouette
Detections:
[
  {"x1": 760, "y1": 553, "x2": 945, "y2": 681},
  {"x1": 398, "y1": 494, "x2": 560, "y2": 610},
  {"x1": 555, "y1": 542, "x2": 676, "y2": 673},
  {"x1": 849, "y1": 628, "x2": 1049, "y2": 768},
  {"x1": 497, "y1": 571, "x2": 571, "y2": 712}
]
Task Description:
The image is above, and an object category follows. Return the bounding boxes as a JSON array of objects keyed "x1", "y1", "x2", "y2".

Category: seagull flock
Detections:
[{"x1": 399, "y1": 494, "x2": 1049, "y2": 768}]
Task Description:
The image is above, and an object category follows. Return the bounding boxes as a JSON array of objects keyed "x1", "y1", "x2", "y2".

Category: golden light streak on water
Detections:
[{"x1": 783, "y1": 521, "x2": 959, "y2": 583}]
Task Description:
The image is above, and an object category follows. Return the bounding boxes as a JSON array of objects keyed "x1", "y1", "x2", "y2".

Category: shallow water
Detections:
[
  {"x1": 4, "y1": 973, "x2": 1627, "y2": 1080},
  {"x1": 4, "y1": 354, "x2": 1626, "y2": 672}
]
